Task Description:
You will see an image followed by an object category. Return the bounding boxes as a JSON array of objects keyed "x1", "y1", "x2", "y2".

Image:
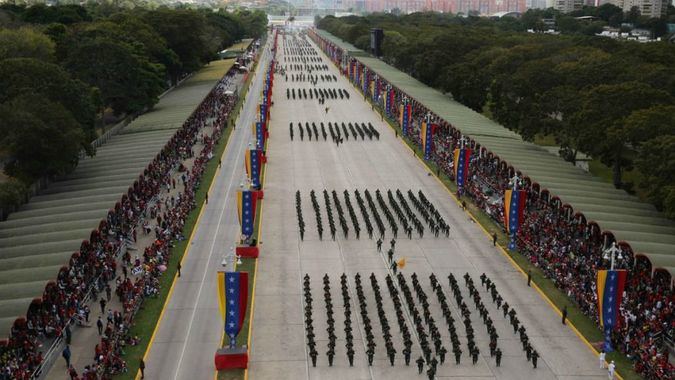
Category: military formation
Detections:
[
  {"x1": 302, "y1": 269, "x2": 541, "y2": 377},
  {"x1": 289, "y1": 121, "x2": 379, "y2": 143},
  {"x1": 295, "y1": 189, "x2": 450, "y2": 241},
  {"x1": 286, "y1": 72, "x2": 336, "y2": 83},
  {"x1": 285, "y1": 87, "x2": 350, "y2": 102}
]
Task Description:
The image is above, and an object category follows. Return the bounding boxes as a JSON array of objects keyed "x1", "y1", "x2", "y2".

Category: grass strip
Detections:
[
  {"x1": 365, "y1": 95, "x2": 640, "y2": 380},
  {"x1": 117, "y1": 59, "x2": 257, "y2": 380}
]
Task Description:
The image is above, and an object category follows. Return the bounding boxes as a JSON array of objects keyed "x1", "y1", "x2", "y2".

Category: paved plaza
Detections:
[{"x1": 247, "y1": 34, "x2": 606, "y2": 380}]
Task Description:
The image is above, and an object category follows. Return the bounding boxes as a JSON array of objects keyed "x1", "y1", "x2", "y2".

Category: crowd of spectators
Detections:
[
  {"x1": 76, "y1": 71, "x2": 240, "y2": 379},
  {"x1": 0, "y1": 63, "x2": 243, "y2": 380},
  {"x1": 374, "y1": 75, "x2": 673, "y2": 379}
]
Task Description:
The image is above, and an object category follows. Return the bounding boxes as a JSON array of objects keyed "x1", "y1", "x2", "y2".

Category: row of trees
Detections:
[
  {"x1": 318, "y1": 13, "x2": 675, "y2": 218},
  {"x1": 0, "y1": 4, "x2": 266, "y2": 213}
]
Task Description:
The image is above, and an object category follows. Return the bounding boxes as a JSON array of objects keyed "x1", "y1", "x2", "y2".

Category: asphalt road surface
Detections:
[
  {"x1": 246, "y1": 32, "x2": 607, "y2": 380},
  {"x1": 140, "y1": 40, "x2": 273, "y2": 380}
]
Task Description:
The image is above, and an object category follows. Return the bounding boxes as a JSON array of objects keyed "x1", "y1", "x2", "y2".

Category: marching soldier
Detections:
[
  {"x1": 310, "y1": 349, "x2": 318, "y2": 367},
  {"x1": 416, "y1": 356, "x2": 425, "y2": 374}
]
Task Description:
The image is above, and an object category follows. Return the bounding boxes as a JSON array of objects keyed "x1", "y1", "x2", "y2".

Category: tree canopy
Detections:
[{"x1": 0, "y1": 3, "x2": 266, "y2": 211}]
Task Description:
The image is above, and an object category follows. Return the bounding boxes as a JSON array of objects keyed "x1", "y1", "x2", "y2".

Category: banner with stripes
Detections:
[{"x1": 217, "y1": 271, "x2": 249, "y2": 345}]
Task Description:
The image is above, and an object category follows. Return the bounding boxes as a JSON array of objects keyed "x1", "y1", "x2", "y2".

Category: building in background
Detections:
[
  {"x1": 554, "y1": 0, "x2": 584, "y2": 12},
  {"x1": 610, "y1": 0, "x2": 669, "y2": 18}
]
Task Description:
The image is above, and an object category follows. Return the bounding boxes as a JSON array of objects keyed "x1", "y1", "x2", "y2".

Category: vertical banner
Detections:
[
  {"x1": 400, "y1": 101, "x2": 411, "y2": 136},
  {"x1": 388, "y1": 89, "x2": 395, "y2": 117},
  {"x1": 217, "y1": 271, "x2": 249, "y2": 346},
  {"x1": 503, "y1": 189, "x2": 527, "y2": 250},
  {"x1": 254, "y1": 122, "x2": 265, "y2": 149},
  {"x1": 259, "y1": 103, "x2": 267, "y2": 126},
  {"x1": 421, "y1": 121, "x2": 435, "y2": 161},
  {"x1": 245, "y1": 149, "x2": 262, "y2": 189},
  {"x1": 236, "y1": 190, "x2": 257, "y2": 238},
  {"x1": 453, "y1": 148, "x2": 472, "y2": 188},
  {"x1": 373, "y1": 78, "x2": 379, "y2": 102},
  {"x1": 597, "y1": 269, "x2": 627, "y2": 352}
]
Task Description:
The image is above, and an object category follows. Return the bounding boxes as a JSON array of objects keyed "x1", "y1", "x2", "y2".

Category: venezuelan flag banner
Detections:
[
  {"x1": 453, "y1": 148, "x2": 471, "y2": 188},
  {"x1": 400, "y1": 102, "x2": 411, "y2": 135},
  {"x1": 388, "y1": 89, "x2": 395, "y2": 117},
  {"x1": 236, "y1": 190, "x2": 257, "y2": 238},
  {"x1": 245, "y1": 149, "x2": 262, "y2": 189},
  {"x1": 373, "y1": 79, "x2": 379, "y2": 102},
  {"x1": 503, "y1": 189, "x2": 527, "y2": 250},
  {"x1": 255, "y1": 122, "x2": 265, "y2": 149},
  {"x1": 217, "y1": 271, "x2": 249, "y2": 345},
  {"x1": 259, "y1": 103, "x2": 267, "y2": 126},
  {"x1": 597, "y1": 269, "x2": 627, "y2": 351},
  {"x1": 421, "y1": 121, "x2": 435, "y2": 160}
]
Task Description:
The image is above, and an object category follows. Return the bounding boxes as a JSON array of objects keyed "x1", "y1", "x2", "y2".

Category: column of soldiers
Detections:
[
  {"x1": 340, "y1": 274, "x2": 356, "y2": 366},
  {"x1": 323, "y1": 190, "x2": 337, "y2": 240},
  {"x1": 396, "y1": 189, "x2": 425, "y2": 238},
  {"x1": 331, "y1": 190, "x2": 349, "y2": 238},
  {"x1": 395, "y1": 272, "x2": 439, "y2": 380},
  {"x1": 418, "y1": 191, "x2": 450, "y2": 237},
  {"x1": 386, "y1": 189, "x2": 415, "y2": 239},
  {"x1": 354, "y1": 273, "x2": 377, "y2": 366},
  {"x1": 413, "y1": 274, "x2": 448, "y2": 376},
  {"x1": 343, "y1": 190, "x2": 361, "y2": 239},
  {"x1": 383, "y1": 274, "x2": 414, "y2": 366},
  {"x1": 430, "y1": 274, "x2": 463, "y2": 366},
  {"x1": 354, "y1": 190, "x2": 374, "y2": 239},
  {"x1": 369, "y1": 273, "x2": 398, "y2": 366},
  {"x1": 464, "y1": 273, "x2": 502, "y2": 365},
  {"x1": 296, "y1": 190, "x2": 305, "y2": 240},
  {"x1": 364, "y1": 190, "x2": 386, "y2": 238},
  {"x1": 448, "y1": 273, "x2": 481, "y2": 366},
  {"x1": 375, "y1": 189, "x2": 399, "y2": 239},
  {"x1": 309, "y1": 190, "x2": 323, "y2": 240},
  {"x1": 328, "y1": 122, "x2": 346, "y2": 146},
  {"x1": 323, "y1": 274, "x2": 338, "y2": 366},
  {"x1": 406, "y1": 190, "x2": 427, "y2": 238},
  {"x1": 478, "y1": 272, "x2": 539, "y2": 368},
  {"x1": 304, "y1": 274, "x2": 319, "y2": 367}
]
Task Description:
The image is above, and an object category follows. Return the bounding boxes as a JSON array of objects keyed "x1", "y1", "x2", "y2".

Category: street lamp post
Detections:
[
  {"x1": 603, "y1": 242, "x2": 623, "y2": 270},
  {"x1": 222, "y1": 246, "x2": 242, "y2": 269}
]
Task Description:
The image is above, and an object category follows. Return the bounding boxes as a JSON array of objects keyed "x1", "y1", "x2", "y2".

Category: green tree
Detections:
[
  {"x1": 143, "y1": 8, "x2": 209, "y2": 84},
  {"x1": 0, "y1": 179, "x2": 27, "y2": 211},
  {"x1": 63, "y1": 35, "x2": 165, "y2": 115},
  {"x1": 635, "y1": 136, "x2": 675, "y2": 217},
  {"x1": 574, "y1": 82, "x2": 673, "y2": 188},
  {"x1": 557, "y1": 16, "x2": 581, "y2": 34},
  {"x1": 0, "y1": 58, "x2": 98, "y2": 139},
  {"x1": 0, "y1": 27, "x2": 55, "y2": 61},
  {"x1": 0, "y1": 95, "x2": 86, "y2": 181}
]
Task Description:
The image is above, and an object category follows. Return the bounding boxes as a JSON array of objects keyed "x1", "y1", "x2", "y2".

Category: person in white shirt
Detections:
[
  {"x1": 608, "y1": 360, "x2": 615, "y2": 379},
  {"x1": 599, "y1": 350, "x2": 606, "y2": 369}
]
